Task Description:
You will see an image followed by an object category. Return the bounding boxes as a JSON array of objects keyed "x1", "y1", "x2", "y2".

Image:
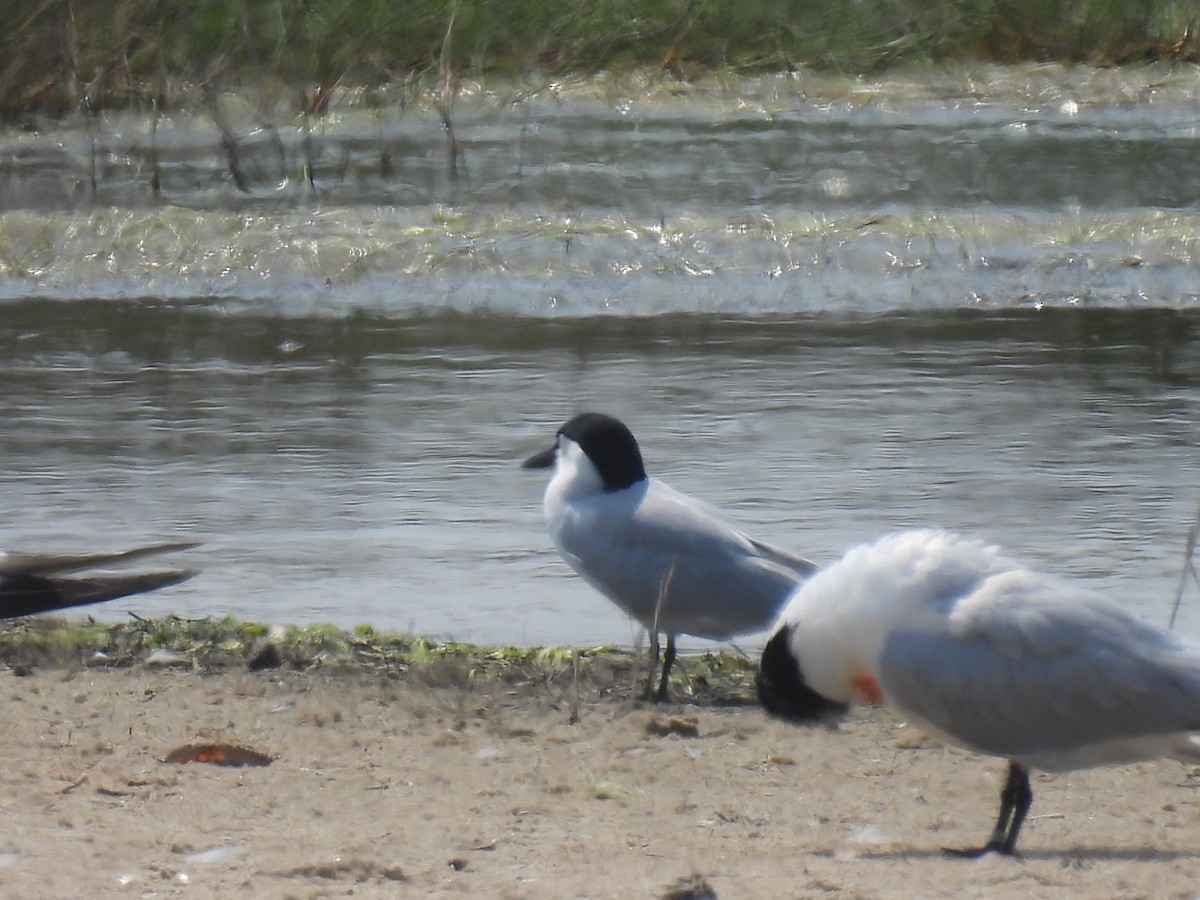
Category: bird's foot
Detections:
[
  {"x1": 942, "y1": 841, "x2": 1019, "y2": 860},
  {"x1": 637, "y1": 682, "x2": 671, "y2": 703}
]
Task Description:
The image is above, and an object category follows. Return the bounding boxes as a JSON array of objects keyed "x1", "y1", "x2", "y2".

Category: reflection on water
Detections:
[{"x1": 1, "y1": 66, "x2": 1199, "y2": 647}]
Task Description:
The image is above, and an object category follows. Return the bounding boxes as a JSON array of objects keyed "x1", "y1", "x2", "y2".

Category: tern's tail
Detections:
[{"x1": 1170, "y1": 733, "x2": 1200, "y2": 762}]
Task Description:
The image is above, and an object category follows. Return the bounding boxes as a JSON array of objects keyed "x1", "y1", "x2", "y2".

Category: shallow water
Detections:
[{"x1": 2, "y1": 65, "x2": 1199, "y2": 648}]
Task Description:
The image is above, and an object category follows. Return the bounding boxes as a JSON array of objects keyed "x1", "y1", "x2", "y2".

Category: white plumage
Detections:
[{"x1": 757, "y1": 528, "x2": 1200, "y2": 855}]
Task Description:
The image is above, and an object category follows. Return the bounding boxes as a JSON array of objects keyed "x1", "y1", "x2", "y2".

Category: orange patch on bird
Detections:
[{"x1": 852, "y1": 672, "x2": 884, "y2": 704}]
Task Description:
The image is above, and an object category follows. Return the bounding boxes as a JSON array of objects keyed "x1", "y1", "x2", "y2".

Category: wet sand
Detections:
[{"x1": 1, "y1": 662, "x2": 1198, "y2": 898}]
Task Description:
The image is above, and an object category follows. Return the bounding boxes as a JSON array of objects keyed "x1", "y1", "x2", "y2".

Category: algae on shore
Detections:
[{"x1": 0, "y1": 614, "x2": 759, "y2": 704}]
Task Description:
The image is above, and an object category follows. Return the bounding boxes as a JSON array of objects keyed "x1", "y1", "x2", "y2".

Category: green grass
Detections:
[
  {"x1": 2, "y1": 0, "x2": 1197, "y2": 119},
  {"x1": 0, "y1": 614, "x2": 761, "y2": 704}
]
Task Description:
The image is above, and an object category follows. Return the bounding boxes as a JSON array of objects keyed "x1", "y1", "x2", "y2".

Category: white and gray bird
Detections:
[
  {"x1": 756, "y1": 528, "x2": 1200, "y2": 856},
  {"x1": 0, "y1": 541, "x2": 200, "y2": 620},
  {"x1": 522, "y1": 412, "x2": 817, "y2": 701}
]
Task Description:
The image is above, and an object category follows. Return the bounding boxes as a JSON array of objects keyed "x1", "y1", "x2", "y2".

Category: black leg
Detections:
[
  {"x1": 998, "y1": 761, "x2": 1033, "y2": 854},
  {"x1": 641, "y1": 631, "x2": 661, "y2": 701},
  {"x1": 945, "y1": 761, "x2": 1032, "y2": 858},
  {"x1": 654, "y1": 633, "x2": 677, "y2": 702}
]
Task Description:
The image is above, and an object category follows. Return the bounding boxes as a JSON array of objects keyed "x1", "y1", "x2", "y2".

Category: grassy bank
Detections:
[
  {"x1": 3, "y1": 0, "x2": 1198, "y2": 119},
  {"x1": 0, "y1": 615, "x2": 760, "y2": 704}
]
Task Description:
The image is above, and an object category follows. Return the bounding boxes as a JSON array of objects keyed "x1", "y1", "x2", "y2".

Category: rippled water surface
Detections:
[{"x1": 2, "y1": 65, "x2": 1199, "y2": 648}]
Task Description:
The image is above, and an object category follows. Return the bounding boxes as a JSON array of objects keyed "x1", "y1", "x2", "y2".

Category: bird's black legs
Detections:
[
  {"x1": 640, "y1": 632, "x2": 678, "y2": 702},
  {"x1": 654, "y1": 634, "x2": 677, "y2": 702},
  {"x1": 946, "y1": 761, "x2": 1033, "y2": 858},
  {"x1": 642, "y1": 632, "x2": 661, "y2": 701}
]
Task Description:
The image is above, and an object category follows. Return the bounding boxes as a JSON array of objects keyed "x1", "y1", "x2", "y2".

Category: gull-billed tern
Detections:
[{"x1": 523, "y1": 412, "x2": 816, "y2": 700}]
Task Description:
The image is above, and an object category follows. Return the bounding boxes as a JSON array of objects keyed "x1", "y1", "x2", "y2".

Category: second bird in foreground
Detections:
[
  {"x1": 523, "y1": 412, "x2": 816, "y2": 700},
  {"x1": 756, "y1": 528, "x2": 1200, "y2": 856}
]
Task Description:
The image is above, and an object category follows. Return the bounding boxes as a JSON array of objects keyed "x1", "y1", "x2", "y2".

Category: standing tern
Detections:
[
  {"x1": 755, "y1": 528, "x2": 1200, "y2": 856},
  {"x1": 522, "y1": 412, "x2": 817, "y2": 701},
  {"x1": 0, "y1": 541, "x2": 200, "y2": 619}
]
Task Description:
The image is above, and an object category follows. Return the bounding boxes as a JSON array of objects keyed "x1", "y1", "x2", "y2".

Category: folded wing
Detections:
[
  {"x1": 0, "y1": 542, "x2": 200, "y2": 619},
  {"x1": 880, "y1": 569, "x2": 1200, "y2": 763}
]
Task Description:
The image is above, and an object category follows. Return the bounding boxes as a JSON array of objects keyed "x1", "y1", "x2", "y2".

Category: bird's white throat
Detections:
[{"x1": 545, "y1": 437, "x2": 609, "y2": 512}]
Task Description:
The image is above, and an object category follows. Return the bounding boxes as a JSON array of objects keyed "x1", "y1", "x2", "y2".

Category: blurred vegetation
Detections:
[{"x1": 2, "y1": 0, "x2": 1197, "y2": 120}]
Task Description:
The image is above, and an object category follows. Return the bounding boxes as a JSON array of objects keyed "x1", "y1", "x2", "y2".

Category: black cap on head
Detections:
[
  {"x1": 521, "y1": 412, "x2": 647, "y2": 491},
  {"x1": 558, "y1": 412, "x2": 647, "y2": 492},
  {"x1": 756, "y1": 625, "x2": 848, "y2": 725}
]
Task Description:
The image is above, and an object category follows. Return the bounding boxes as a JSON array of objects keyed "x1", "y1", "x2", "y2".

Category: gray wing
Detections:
[
  {"x1": 879, "y1": 568, "x2": 1200, "y2": 761},
  {"x1": 558, "y1": 480, "x2": 811, "y2": 639}
]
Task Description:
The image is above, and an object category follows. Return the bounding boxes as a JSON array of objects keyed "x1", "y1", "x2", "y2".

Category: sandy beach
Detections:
[{"x1": 1, "y1": 657, "x2": 1198, "y2": 899}]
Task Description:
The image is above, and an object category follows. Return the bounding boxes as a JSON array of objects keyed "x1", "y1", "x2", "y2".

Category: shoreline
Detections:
[{"x1": 0, "y1": 614, "x2": 761, "y2": 705}]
